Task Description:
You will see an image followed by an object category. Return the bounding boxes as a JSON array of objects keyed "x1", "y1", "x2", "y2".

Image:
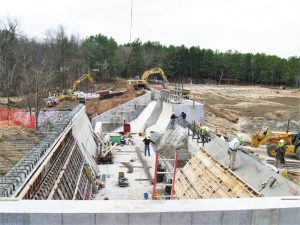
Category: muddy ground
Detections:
[{"x1": 184, "y1": 84, "x2": 300, "y2": 138}]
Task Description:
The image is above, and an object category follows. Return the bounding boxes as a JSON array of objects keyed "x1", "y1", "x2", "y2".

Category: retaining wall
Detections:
[
  {"x1": 145, "y1": 99, "x2": 163, "y2": 129},
  {"x1": 72, "y1": 105, "x2": 98, "y2": 157},
  {"x1": 0, "y1": 197, "x2": 299, "y2": 225},
  {"x1": 92, "y1": 92, "x2": 159, "y2": 134}
]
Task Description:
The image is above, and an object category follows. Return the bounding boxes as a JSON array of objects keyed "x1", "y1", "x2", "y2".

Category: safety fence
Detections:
[{"x1": 0, "y1": 108, "x2": 35, "y2": 129}]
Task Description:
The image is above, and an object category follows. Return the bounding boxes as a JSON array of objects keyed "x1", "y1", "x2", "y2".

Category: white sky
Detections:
[{"x1": 1, "y1": 0, "x2": 299, "y2": 58}]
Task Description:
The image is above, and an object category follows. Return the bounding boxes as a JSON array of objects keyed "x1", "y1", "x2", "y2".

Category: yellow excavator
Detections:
[
  {"x1": 58, "y1": 74, "x2": 95, "y2": 101},
  {"x1": 130, "y1": 68, "x2": 169, "y2": 90},
  {"x1": 251, "y1": 126, "x2": 300, "y2": 160}
]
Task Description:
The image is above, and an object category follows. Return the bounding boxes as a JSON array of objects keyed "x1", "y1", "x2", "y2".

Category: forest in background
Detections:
[{"x1": 1, "y1": 19, "x2": 300, "y2": 99}]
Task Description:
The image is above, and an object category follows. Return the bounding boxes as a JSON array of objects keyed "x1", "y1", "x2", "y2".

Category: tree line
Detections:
[{"x1": 1, "y1": 20, "x2": 300, "y2": 101}]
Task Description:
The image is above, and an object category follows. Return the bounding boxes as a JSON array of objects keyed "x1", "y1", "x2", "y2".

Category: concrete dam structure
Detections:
[{"x1": 0, "y1": 90, "x2": 299, "y2": 225}]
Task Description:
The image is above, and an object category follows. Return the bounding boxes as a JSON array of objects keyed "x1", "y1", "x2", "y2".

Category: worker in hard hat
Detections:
[
  {"x1": 228, "y1": 134, "x2": 244, "y2": 171},
  {"x1": 170, "y1": 112, "x2": 177, "y2": 130},
  {"x1": 275, "y1": 139, "x2": 286, "y2": 168},
  {"x1": 143, "y1": 136, "x2": 155, "y2": 156},
  {"x1": 199, "y1": 126, "x2": 210, "y2": 147}
]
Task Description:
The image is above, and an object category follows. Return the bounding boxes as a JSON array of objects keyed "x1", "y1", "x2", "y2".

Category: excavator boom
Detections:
[
  {"x1": 71, "y1": 74, "x2": 95, "y2": 94},
  {"x1": 58, "y1": 73, "x2": 95, "y2": 101},
  {"x1": 140, "y1": 68, "x2": 169, "y2": 83},
  {"x1": 131, "y1": 68, "x2": 168, "y2": 90}
]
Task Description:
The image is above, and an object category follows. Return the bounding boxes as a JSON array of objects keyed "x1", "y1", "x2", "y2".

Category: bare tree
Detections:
[
  {"x1": 19, "y1": 53, "x2": 34, "y2": 113},
  {"x1": 31, "y1": 59, "x2": 47, "y2": 129},
  {"x1": 0, "y1": 19, "x2": 19, "y2": 108}
]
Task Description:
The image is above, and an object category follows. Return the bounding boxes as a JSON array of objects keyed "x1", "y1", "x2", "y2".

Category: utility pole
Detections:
[{"x1": 129, "y1": 0, "x2": 133, "y2": 43}]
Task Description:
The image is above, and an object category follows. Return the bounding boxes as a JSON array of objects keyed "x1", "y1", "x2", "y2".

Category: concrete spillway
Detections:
[{"x1": 0, "y1": 91, "x2": 300, "y2": 225}]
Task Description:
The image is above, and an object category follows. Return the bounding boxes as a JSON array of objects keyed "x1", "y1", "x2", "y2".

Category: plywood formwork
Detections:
[{"x1": 175, "y1": 148, "x2": 262, "y2": 199}]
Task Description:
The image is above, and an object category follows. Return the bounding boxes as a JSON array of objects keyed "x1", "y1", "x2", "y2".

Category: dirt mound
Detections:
[
  {"x1": 0, "y1": 126, "x2": 38, "y2": 141},
  {"x1": 188, "y1": 84, "x2": 300, "y2": 137},
  {"x1": 86, "y1": 89, "x2": 145, "y2": 117}
]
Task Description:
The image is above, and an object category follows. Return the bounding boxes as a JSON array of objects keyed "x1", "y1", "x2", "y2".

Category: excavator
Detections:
[
  {"x1": 58, "y1": 74, "x2": 95, "y2": 101},
  {"x1": 251, "y1": 126, "x2": 300, "y2": 160},
  {"x1": 130, "y1": 68, "x2": 169, "y2": 90}
]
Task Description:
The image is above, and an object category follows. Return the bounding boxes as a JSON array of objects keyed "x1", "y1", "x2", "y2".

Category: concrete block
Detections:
[
  {"x1": 29, "y1": 213, "x2": 62, "y2": 225},
  {"x1": 192, "y1": 211, "x2": 222, "y2": 225},
  {"x1": 161, "y1": 212, "x2": 192, "y2": 225},
  {"x1": 278, "y1": 208, "x2": 300, "y2": 225},
  {"x1": 0, "y1": 213, "x2": 29, "y2": 225},
  {"x1": 63, "y1": 213, "x2": 95, "y2": 225},
  {"x1": 251, "y1": 209, "x2": 279, "y2": 225},
  {"x1": 129, "y1": 213, "x2": 160, "y2": 225},
  {"x1": 222, "y1": 210, "x2": 252, "y2": 225},
  {"x1": 96, "y1": 213, "x2": 128, "y2": 225}
]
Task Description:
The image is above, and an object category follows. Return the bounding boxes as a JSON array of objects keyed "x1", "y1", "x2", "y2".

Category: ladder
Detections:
[{"x1": 152, "y1": 150, "x2": 179, "y2": 200}]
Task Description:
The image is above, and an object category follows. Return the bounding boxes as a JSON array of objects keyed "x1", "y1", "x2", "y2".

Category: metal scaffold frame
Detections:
[
  {"x1": 0, "y1": 105, "x2": 83, "y2": 198},
  {"x1": 152, "y1": 150, "x2": 179, "y2": 200}
]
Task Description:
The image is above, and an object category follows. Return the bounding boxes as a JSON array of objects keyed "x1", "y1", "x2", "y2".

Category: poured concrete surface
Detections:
[
  {"x1": 189, "y1": 136, "x2": 300, "y2": 196},
  {"x1": 94, "y1": 137, "x2": 154, "y2": 200},
  {"x1": 147, "y1": 101, "x2": 172, "y2": 133}
]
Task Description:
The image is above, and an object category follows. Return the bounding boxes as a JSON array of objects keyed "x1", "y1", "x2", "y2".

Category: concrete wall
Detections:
[
  {"x1": 145, "y1": 99, "x2": 162, "y2": 129},
  {"x1": 92, "y1": 92, "x2": 153, "y2": 132},
  {"x1": 171, "y1": 99, "x2": 204, "y2": 124},
  {"x1": 0, "y1": 197, "x2": 299, "y2": 225},
  {"x1": 72, "y1": 105, "x2": 97, "y2": 156}
]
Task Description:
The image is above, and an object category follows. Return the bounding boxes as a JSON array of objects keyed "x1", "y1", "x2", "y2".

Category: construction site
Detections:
[{"x1": 0, "y1": 68, "x2": 299, "y2": 224}]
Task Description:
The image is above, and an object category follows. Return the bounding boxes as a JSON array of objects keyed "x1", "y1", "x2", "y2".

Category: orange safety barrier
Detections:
[{"x1": 0, "y1": 108, "x2": 36, "y2": 129}]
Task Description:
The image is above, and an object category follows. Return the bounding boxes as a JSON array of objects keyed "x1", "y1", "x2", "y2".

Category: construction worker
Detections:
[
  {"x1": 228, "y1": 134, "x2": 244, "y2": 171},
  {"x1": 180, "y1": 111, "x2": 186, "y2": 121},
  {"x1": 199, "y1": 126, "x2": 210, "y2": 147},
  {"x1": 275, "y1": 139, "x2": 286, "y2": 168},
  {"x1": 143, "y1": 136, "x2": 155, "y2": 156},
  {"x1": 170, "y1": 112, "x2": 177, "y2": 130}
]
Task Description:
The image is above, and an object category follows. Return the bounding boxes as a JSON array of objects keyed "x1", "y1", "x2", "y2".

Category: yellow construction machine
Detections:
[
  {"x1": 251, "y1": 126, "x2": 300, "y2": 159},
  {"x1": 130, "y1": 68, "x2": 169, "y2": 90},
  {"x1": 58, "y1": 74, "x2": 95, "y2": 101}
]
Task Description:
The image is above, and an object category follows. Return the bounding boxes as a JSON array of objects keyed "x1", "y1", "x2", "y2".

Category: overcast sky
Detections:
[{"x1": 1, "y1": 0, "x2": 299, "y2": 58}]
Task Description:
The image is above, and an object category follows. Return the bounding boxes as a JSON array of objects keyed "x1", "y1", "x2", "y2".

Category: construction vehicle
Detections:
[
  {"x1": 130, "y1": 68, "x2": 169, "y2": 90},
  {"x1": 58, "y1": 74, "x2": 95, "y2": 101},
  {"x1": 46, "y1": 96, "x2": 58, "y2": 107},
  {"x1": 251, "y1": 126, "x2": 300, "y2": 159}
]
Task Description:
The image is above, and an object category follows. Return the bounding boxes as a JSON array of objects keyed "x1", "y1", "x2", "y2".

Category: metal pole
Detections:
[
  {"x1": 170, "y1": 150, "x2": 179, "y2": 199},
  {"x1": 152, "y1": 151, "x2": 159, "y2": 200}
]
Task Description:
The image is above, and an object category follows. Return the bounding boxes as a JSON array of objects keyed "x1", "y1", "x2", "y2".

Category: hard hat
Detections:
[
  {"x1": 202, "y1": 126, "x2": 209, "y2": 132},
  {"x1": 237, "y1": 134, "x2": 244, "y2": 142},
  {"x1": 278, "y1": 139, "x2": 285, "y2": 147},
  {"x1": 147, "y1": 136, "x2": 150, "y2": 139},
  {"x1": 172, "y1": 112, "x2": 175, "y2": 114}
]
